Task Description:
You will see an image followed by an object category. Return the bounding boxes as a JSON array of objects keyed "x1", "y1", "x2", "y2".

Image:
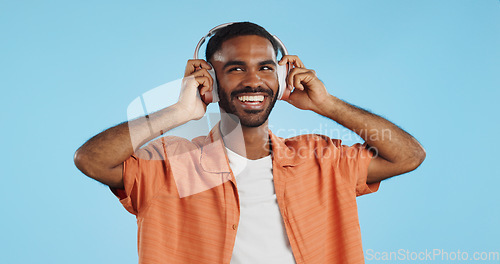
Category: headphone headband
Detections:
[{"x1": 193, "y1": 23, "x2": 288, "y2": 59}]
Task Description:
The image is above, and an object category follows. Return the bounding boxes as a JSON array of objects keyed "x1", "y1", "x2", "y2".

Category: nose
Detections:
[{"x1": 241, "y1": 69, "x2": 264, "y2": 88}]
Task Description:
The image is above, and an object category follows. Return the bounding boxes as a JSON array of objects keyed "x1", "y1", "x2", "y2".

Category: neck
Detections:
[{"x1": 219, "y1": 113, "x2": 270, "y2": 160}]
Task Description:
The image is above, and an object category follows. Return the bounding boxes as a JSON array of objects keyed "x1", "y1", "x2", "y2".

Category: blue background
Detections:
[{"x1": 1, "y1": 0, "x2": 499, "y2": 263}]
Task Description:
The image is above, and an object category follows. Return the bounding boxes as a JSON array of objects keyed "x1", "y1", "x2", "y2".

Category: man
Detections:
[{"x1": 74, "y1": 22, "x2": 425, "y2": 264}]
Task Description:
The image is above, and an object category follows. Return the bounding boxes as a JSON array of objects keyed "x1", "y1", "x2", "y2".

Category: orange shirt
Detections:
[{"x1": 112, "y1": 124, "x2": 380, "y2": 264}]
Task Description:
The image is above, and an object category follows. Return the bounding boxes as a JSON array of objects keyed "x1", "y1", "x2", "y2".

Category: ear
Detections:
[
  {"x1": 203, "y1": 62, "x2": 219, "y2": 103},
  {"x1": 280, "y1": 86, "x2": 292, "y2": 101},
  {"x1": 201, "y1": 88, "x2": 213, "y2": 104}
]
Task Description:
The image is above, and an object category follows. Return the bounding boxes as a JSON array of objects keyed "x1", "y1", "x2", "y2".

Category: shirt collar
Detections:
[
  {"x1": 198, "y1": 123, "x2": 231, "y2": 173},
  {"x1": 268, "y1": 129, "x2": 305, "y2": 167},
  {"x1": 199, "y1": 123, "x2": 304, "y2": 173}
]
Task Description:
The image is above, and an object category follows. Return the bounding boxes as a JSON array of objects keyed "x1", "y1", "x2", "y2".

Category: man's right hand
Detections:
[
  {"x1": 74, "y1": 59, "x2": 214, "y2": 188},
  {"x1": 176, "y1": 59, "x2": 214, "y2": 121}
]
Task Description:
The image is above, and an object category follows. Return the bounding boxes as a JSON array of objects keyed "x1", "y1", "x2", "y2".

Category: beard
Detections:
[{"x1": 218, "y1": 84, "x2": 278, "y2": 127}]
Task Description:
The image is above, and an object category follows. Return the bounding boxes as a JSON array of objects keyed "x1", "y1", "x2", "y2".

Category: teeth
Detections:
[{"x1": 238, "y1": 95, "x2": 264, "y2": 102}]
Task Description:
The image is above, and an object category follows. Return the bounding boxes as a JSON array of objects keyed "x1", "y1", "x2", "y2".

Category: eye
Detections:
[
  {"x1": 261, "y1": 65, "x2": 274, "y2": 71},
  {"x1": 228, "y1": 67, "x2": 244, "y2": 72}
]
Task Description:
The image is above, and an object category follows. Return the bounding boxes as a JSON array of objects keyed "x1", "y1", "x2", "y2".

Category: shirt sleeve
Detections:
[
  {"x1": 338, "y1": 142, "x2": 380, "y2": 196},
  {"x1": 110, "y1": 138, "x2": 170, "y2": 215}
]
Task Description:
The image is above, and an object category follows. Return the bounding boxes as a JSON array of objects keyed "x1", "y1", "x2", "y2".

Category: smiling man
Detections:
[
  {"x1": 74, "y1": 22, "x2": 425, "y2": 264},
  {"x1": 215, "y1": 35, "x2": 279, "y2": 127}
]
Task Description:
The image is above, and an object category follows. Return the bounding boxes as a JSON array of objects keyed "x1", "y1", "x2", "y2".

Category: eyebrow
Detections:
[
  {"x1": 259, "y1": 60, "x2": 277, "y2": 67},
  {"x1": 223, "y1": 59, "x2": 277, "y2": 70},
  {"x1": 223, "y1": 60, "x2": 246, "y2": 70}
]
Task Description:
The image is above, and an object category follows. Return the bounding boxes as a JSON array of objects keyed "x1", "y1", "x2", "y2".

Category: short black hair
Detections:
[{"x1": 205, "y1": 22, "x2": 279, "y2": 63}]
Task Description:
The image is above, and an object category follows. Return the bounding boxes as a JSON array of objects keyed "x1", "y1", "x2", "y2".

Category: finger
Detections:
[
  {"x1": 278, "y1": 55, "x2": 305, "y2": 68},
  {"x1": 184, "y1": 59, "x2": 212, "y2": 77},
  {"x1": 292, "y1": 71, "x2": 316, "y2": 91},
  {"x1": 194, "y1": 75, "x2": 212, "y2": 95},
  {"x1": 191, "y1": 68, "x2": 214, "y2": 90},
  {"x1": 286, "y1": 67, "x2": 311, "y2": 90}
]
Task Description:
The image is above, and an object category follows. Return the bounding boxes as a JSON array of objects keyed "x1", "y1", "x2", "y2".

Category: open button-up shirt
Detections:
[{"x1": 112, "y1": 124, "x2": 380, "y2": 264}]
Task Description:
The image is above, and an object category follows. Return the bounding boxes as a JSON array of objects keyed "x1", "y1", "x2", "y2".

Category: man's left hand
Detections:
[{"x1": 278, "y1": 55, "x2": 331, "y2": 114}]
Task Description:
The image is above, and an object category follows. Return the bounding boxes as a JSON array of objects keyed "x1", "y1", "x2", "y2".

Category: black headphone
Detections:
[{"x1": 193, "y1": 23, "x2": 290, "y2": 103}]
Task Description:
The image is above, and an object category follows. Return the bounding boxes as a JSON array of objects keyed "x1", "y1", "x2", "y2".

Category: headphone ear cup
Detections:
[{"x1": 277, "y1": 63, "x2": 290, "y2": 100}]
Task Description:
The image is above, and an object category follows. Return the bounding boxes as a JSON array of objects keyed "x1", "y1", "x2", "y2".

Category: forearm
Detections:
[
  {"x1": 280, "y1": 55, "x2": 424, "y2": 180},
  {"x1": 75, "y1": 59, "x2": 214, "y2": 187},
  {"x1": 315, "y1": 95, "x2": 425, "y2": 166},
  {"x1": 74, "y1": 103, "x2": 191, "y2": 187}
]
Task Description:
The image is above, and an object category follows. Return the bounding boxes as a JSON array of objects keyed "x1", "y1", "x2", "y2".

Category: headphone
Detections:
[{"x1": 193, "y1": 22, "x2": 290, "y2": 103}]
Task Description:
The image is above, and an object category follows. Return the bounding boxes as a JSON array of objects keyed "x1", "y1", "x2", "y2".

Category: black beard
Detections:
[{"x1": 218, "y1": 85, "x2": 278, "y2": 127}]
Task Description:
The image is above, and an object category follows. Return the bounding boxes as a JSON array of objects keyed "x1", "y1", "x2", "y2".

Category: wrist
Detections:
[
  {"x1": 313, "y1": 94, "x2": 341, "y2": 118},
  {"x1": 170, "y1": 103, "x2": 194, "y2": 123}
]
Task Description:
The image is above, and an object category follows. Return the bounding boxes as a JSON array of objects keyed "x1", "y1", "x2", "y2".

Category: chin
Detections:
[
  {"x1": 239, "y1": 116, "x2": 268, "y2": 127},
  {"x1": 218, "y1": 88, "x2": 278, "y2": 127},
  {"x1": 234, "y1": 106, "x2": 275, "y2": 127}
]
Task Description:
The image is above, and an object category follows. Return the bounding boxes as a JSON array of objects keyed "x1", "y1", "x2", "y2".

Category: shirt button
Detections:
[{"x1": 232, "y1": 224, "x2": 237, "y2": 230}]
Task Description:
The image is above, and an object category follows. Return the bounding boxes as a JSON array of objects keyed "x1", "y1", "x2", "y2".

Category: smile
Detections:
[
  {"x1": 235, "y1": 94, "x2": 267, "y2": 110},
  {"x1": 237, "y1": 95, "x2": 264, "y2": 103}
]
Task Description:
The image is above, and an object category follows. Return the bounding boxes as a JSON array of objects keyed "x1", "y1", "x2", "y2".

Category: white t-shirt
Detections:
[{"x1": 226, "y1": 147, "x2": 296, "y2": 264}]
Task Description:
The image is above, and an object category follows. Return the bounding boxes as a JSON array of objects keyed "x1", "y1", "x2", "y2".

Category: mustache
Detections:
[{"x1": 230, "y1": 87, "x2": 274, "y2": 98}]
